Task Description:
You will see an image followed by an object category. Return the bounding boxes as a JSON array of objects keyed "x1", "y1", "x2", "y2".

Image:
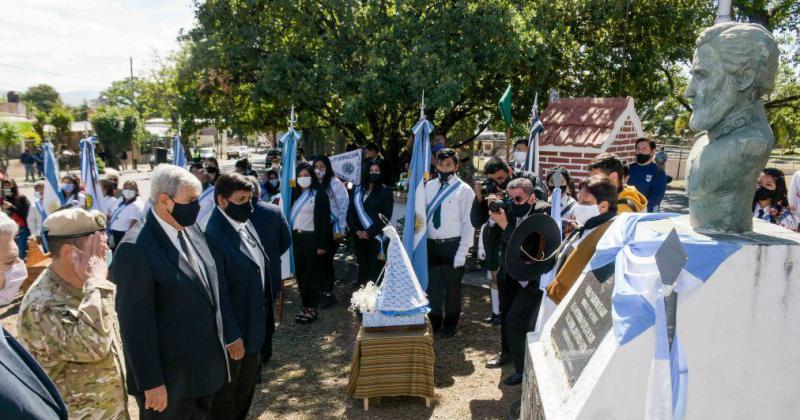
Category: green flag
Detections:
[{"x1": 498, "y1": 84, "x2": 513, "y2": 126}]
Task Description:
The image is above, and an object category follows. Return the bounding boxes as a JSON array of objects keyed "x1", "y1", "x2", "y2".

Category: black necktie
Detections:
[
  {"x1": 433, "y1": 183, "x2": 447, "y2": 229},
  {"x1": 178, "y1": 230, "x2": 208, "y2": 293},
  {"x1": 758, "y1": 209, "x2": 765, "y2": 219}
]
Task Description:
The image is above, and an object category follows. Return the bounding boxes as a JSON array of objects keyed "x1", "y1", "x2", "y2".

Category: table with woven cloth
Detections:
[{"x1": 347, "y1": 321, "x2": 435, "y2": 411}]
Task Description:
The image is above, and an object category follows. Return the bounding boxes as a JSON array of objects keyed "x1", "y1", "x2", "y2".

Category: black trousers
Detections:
[
  {"x1": 321, "y1": 238, "x2": 341, "y2": 294},
  {"x1": 501, "y1": 276, "x2": 544, "y2": 374},
  {"x1": 208, "y1": 352, "x2": 260, "y2": 420},
  {"x1": 135, "y1": 393, "x2": 213, "y2": 420},
  {"x1": 426, "y1": 239, "x2": 465, "y2": 331},
  {"x1": 260, "y1": 293, "x2": 276, "y2": 364},
  {"x1": 354, "y1": 237, "x2": 385, "y2": 285},
  {"x1": 293, "y1": 231, "x2": 322, "y2": 308}
]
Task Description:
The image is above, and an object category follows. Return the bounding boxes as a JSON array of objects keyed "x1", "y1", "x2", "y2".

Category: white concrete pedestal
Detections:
[{"x1": 521, "y1": 216, "x2": 800, "y2": 419}]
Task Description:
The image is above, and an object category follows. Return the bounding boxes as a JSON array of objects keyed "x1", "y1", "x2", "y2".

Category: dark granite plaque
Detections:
[{"x1": 550, "y1": 264, "x2": 615, "y2": 387}]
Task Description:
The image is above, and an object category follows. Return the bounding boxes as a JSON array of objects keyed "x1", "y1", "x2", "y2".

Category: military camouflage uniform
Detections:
[{"x1": 17, "y1": 267, "x2": 128, "y2": 420}]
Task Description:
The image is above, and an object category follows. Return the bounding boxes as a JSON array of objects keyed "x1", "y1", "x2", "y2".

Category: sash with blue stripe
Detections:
[
  {"x1": 290, "y1": 189, "x2": 313, "y2": 229},
  {"x1": 200, "y1": 186, "x2": 215, "y2": 203},
  {"x1": 108, "y1": 202, "x2": 128, "y2": 231},
  {"x1": 354, "y1": 188, "x2": 386, "y2": 258},
  {"x1": 425, "y1": 179, "x2": 462, "y2": 224}
]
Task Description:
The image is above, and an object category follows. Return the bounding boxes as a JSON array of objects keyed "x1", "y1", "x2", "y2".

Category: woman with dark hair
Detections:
[
  {"x1": 99, "y1": 179, "x2": 119, "y2": 218},
  {"x1": 262, "y1": 169, "x2": 281, "y2": 204},
  {"x1": 546, "y1": 167, "x2": 578, "y2": 234},
  {"x1": 753, "y1": 167, "x2": 797, "y2": 231},
  {"x1": 312, "y1": 156, "x2": 349, "y2": 308},
  {"x1": 347, "y1": 161, "x2": 393, "y2": 288},
  {"x1": 60, "y1": 173, "x2": 86, "y2": 208},
  {"x1": 290, "y1": 162, "x2": 331, "y2": 323},
  {"x1": 1, "y1": 179, "x2": 31, "y2": 259},
  {"x1": 108, "y1": 180, "x2": 145, "y2": 250}
]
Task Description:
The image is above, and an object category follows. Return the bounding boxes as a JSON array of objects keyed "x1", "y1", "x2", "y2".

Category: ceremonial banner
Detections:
[
  {"x1": 80, "y1": 137, "x2": 105, "y2": 213},
  {"x1": 402, "y1": 117, "x2": 432, "y2": 290},
  {"x1": 498, "y1": 84, "x2": 513, "y2": 126},
  {"x1": 525, "y1": 112, "x2": 545, "y2": 175},
  {"x1": 172, "y1": 135, "x2": 186, "y2": 167},
  {"x1": 42, "y1": 142, "x2": 64, "y2": 214},
  {"x1": 279, "y1": 126, "x2": 301, "y2": 275},
  {"x1": 330, "y1": 149, "x2": 362, "y2": 184}
]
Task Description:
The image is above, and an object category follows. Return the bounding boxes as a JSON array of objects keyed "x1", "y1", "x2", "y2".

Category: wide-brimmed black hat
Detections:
[{"x1": 505, "y1": 213, "x2": 562, "y2": 280}]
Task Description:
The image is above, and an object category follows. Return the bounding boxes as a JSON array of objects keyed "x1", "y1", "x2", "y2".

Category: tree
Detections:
[
  {"x1": 32, "y1": 111, "x2": 47, "y2": 142},
  {"x1": 90, "y1": 107, "x2": 141, "y2": 167},
  {"x1": 72, "y1": 101, "x2": 91, "y2": 121},
  {"x1": 49, "y1": 106, "x2": 74, "y2": 147},
  {"x1": 0, "y1": 122, "x2": 22, "y2": 172},
  {"x1": 22, "y1": 84, "x2": 61, "y2": 113}
]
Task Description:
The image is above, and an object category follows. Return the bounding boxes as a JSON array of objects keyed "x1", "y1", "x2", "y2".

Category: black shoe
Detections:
[
  {"x1": 503, "y1": 373, "x2": 523, "y2": 386},
  {"x1": 318, "y1": 293, "x2": 338, "y2": 309},
  {"x1": 486, "y1": 353, "x2": 511, "y2": 368},
  {"x1": 490, "y1": 313, "x2": 501, "y2": 325},
  {"x1": 438, "y1": 326, "x2": 457, "y2": 338},
  {"x1": 482, "y1": 313, "x2": 495, "y2": 324}
]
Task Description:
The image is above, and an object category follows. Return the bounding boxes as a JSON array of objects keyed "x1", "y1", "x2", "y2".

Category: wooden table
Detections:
[{"x1": 347, "y1": 322, "x2": 434, "y2": 411}]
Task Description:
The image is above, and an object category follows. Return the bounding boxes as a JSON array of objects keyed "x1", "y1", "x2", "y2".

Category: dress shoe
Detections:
[
  {"x1": 486, "y1": 352, "x2": 511, "y2": 368},
  {"x1": 503, "y1": 373, "x2": 523, "y2": 386},
  {"x1": 438, "y1": 326, "x2": 457, "y2": 338},
  {"x1": 318, "y1": 293, "x2": 338, "y2": 309}
]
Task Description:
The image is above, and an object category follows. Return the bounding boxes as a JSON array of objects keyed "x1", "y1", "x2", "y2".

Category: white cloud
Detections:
[{"x1": 0, "y1": 0, "x2": 195, "y2": 97}]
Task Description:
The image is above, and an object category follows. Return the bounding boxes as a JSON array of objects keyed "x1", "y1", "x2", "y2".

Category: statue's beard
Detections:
[{"x1": 689, "y1": 79, "x2": 739, "y2": 132}]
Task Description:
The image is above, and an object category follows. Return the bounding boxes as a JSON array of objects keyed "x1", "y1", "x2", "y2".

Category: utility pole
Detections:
[{"x1": 129, "y1": 57, "x2": 139, "y2": 170}]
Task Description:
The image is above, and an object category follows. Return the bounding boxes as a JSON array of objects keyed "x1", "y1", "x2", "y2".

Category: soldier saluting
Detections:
[{"x1": 17, "y1": 208, "x2": 128, "y2": 419}]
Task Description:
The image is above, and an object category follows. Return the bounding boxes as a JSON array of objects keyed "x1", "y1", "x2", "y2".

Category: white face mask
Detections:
[
  {"x1": 0, "y1": 260, "x2": 27, "y2": 306},
  {"x1": 513, "y1": 151, "x2": 527, "y2": 163},
  {"x1": 573, "y1": 203, "x2": 601, "y2": 226},
  {"x1": 314, "y1": 169, "x2": 326, "y2": 179},
  {"x1": 122, "y1": 189, "x2": 136, "y2": 200},
  {"x1": 297, "y1": 176, "x2": 312, "y2": 189}
]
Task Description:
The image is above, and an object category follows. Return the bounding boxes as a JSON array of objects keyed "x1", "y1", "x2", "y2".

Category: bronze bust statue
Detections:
[{"x1": 685, "y1": 22, "x2": 779, "y2": 233}]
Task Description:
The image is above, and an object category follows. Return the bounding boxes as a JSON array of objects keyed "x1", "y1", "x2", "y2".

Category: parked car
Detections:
[
  {"x1": 237, "y1": 146, "x2": 250, "y2": 158},
  {"x1": 227, "y1": 145, "x2": 250, "y2": 159},
  {"x1": 199, "y1": 147, "x2": 215, "y2": 159}
]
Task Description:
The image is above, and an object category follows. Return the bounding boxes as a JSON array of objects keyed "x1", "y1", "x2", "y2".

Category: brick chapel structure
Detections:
[{"x1": 537, "y1": 97, "x2": 644, "y2": 180}]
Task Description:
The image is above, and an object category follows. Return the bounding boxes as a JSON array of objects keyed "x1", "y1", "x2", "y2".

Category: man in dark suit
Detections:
[
  {"x1": 0, "y1": 212, "x2": 67, "y2": 419},
  {"x1": 248, "y1": 178, "x2": 291, "y2": 364},
  {"x1": 205, "y1": 173, "x2": 270, "y2": 419},
  {"x1": 113, "y1": 164, "x2": 233, "y2": 420}
]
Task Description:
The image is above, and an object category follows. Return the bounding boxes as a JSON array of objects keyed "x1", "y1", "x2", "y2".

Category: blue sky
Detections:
[{"x1": 0, "y1": 0, "x2": 195, "y2": 103}]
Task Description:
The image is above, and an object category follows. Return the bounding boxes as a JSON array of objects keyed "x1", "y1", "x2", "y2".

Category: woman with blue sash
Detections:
[
  {"x1": 312, "y1": 156, "x2": 349, "y2": 308},
  {"x1": 107, "y1": 180, "x2": 145, "y2": 250},
  {"x1": 347, "y1": 161, "x2": 393, "y2": 289},
  {"x1": 290, "y1": 163, "x2": 332, "y2": 323}
]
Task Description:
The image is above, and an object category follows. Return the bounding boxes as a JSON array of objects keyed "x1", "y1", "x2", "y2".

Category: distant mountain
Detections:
[{"x1": 60, "y1": 91, "x2": 100, "y2": 106}]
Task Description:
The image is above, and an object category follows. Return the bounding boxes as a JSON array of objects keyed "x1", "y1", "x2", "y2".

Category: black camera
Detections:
[
  {"x1": 489, "y1": 194, "x2": 513, "y2": 213},
  {"x1": 480, "y1": 179, "x2": 500, "y2": 197}
]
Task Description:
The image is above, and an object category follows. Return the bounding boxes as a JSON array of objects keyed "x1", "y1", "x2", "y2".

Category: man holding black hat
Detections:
[
  {"x1": 485, "y1": 178, "x2": 554, "y2": 385},
  {"x1": 17, "y1": 208, "x2": 128, "y2": 419},
  {"x1": 425, "y1": 147, "x2": 475, "y2": 338}
]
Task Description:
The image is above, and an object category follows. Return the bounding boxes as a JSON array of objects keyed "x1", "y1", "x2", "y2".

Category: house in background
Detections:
[{"x1": 538, "y1": 96, "x2": 645, "y2": 180}]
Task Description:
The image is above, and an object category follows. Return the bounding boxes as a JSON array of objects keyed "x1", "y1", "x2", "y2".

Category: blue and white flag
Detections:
[
  {"x1": 330, "y1": 149, "x2": 362, "y2": 184},
  {"x1": 172, "y1": 135, "x2": 187, "y2": 168},
  {"x1": 280, "y1": 127, "x2": 301, "y2": 274},
  {"x1": 80, "y1": 136, "x2": 106, "y2": 213},
  {"x1": 585, "y1": 212, "x2": 741, "y2": 420},
  {"x1": 402, "y1": 118, "x2": 432, "y2": 290},
  {"x1": 42, "y1": 142, "x2": 64, "y2": 215},
  {"x1": 525, "y1": 113, "x2": 545, "y2": 175}
]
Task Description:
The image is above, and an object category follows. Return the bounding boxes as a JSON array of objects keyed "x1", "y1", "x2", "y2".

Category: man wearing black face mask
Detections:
[
  {"x1": 204, "y1": 173, "x2": 270, "y2": 419},
  {"x1": 628, "y1": 138, "x2": 667, "y2": 212},
  {"x1": 424, "y1": 147, "x2": 475, "y2": 338},
  {"x1": 486, "y1": 177, "x2": 551, "y2": 385},
  {"x1": 113, "y1": 164, "x2": 232, "y2": 419}
]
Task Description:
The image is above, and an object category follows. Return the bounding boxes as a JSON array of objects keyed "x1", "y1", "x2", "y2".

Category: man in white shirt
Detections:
[
  {"x1": 204, "y1": 173, "x2": 270, "y2": 419},
  {"x1": 425, "y1": 148, "x2": 475, "y2": 337}
]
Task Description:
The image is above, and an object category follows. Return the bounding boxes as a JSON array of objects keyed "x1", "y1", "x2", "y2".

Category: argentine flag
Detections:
[
  {"x1": 279, "y1": 127, "x2": 301, "y2": 274},
  {"x1": 80, "y1": 136, "x2": 106, "y2": 213},
  {"x1": 42, "y1": 142, "x2": 65, "y2": 214},
  {"x1": 524, "y1": 113, "x2": 544, "y2": 175},
  {"x1": 172, "y1": 135, "x2": 187, "y2": 168},
  {"x1": 402, "y1": 117, "x2": 432, "y2": 289}
]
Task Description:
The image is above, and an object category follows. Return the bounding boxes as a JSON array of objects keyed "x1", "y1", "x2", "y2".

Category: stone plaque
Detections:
[
  {"x1": 522, "y1": 343, "x2": 546, "y2": 420},
  {"x1": 550, "y1": 264, "x2": 615, "y2": 386}
]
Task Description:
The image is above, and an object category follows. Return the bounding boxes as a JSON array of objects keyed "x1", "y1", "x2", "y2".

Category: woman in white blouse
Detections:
[{"x1": 108, "y1": 180, "x2": 145, "y2": 249}]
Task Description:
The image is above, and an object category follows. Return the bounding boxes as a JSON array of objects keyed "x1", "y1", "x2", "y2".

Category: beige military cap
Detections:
[{"x1": 44, "y1": 208, "x2": 107, "y2": 239}]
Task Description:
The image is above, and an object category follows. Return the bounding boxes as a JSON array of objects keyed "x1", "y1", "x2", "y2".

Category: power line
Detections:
[{"x1": 0, "y1": 61, "x2": 90, "y2": 81}]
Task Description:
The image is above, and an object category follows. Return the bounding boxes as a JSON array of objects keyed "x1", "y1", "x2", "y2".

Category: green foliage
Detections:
[
  {"x1": 48, "y1": 106, "x2": 74, "y2": 147},
  {"x1": 22, "y1": 84, "x2": 61, "y2": 113},
  {"x1": 32, "y1": 111, "x2": 47, "y2": 143},
  {"x1": 0, "y1": 122, "x2": 22, "y2": 171},
  {"x1": 72, "y1": 101, "x2": 91, "y2": 121},
  {"x1": 90, "y1": 107, "x2": 141, "y2": 167}
]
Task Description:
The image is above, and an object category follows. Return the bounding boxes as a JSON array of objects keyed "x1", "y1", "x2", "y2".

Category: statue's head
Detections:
[{"x1": 685, "y1": 23, "x2": 778, "y2": 132}]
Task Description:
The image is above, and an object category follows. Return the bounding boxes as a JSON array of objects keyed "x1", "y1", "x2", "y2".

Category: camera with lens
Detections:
[
  {"x1": 480, "y1": 179, "x2": 500, "y2": 197},
  {"x1": 488, "y1": 193, "x2": 513, "y2": 213}
]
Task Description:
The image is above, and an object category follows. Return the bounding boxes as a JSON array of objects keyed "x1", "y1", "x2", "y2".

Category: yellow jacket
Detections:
[{"x1": 618, "y1": 185, "x2": 647, "y2": 213}]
